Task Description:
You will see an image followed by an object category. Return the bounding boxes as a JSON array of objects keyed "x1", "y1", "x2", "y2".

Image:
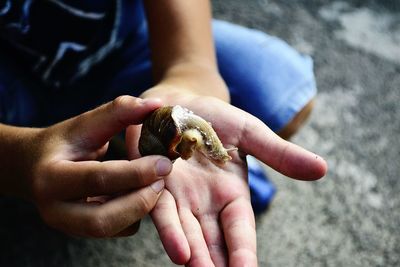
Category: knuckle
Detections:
[
  {"x1": 86, "y1": 164, "x2": 107, "y2": 194},
  {"x1": 151, "y1": 199, "x2": 170, "y2": 214},
  {"x1": 85, "y1": 212, "x2": 111, "y2": 238},
  {"x1": 131, "y1": 164, "x2": 147, "y2": 186},
  {"x1": 135, "y1": 191, "x2": 156, "y2": 215},
  {"x1": 110, "y1": 95, "x2": 136, "y2": 126},
  {"x1": 111, "y1": 95, "x2": 132, "y2": 112}
]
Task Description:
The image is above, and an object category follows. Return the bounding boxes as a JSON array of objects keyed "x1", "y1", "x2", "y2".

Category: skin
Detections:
[
  {"x1": 127, "y1": 94, "x2": 327, "y2": 267},
  {"x1": 0, "y1": 0, "x2": 326, "y2": 266},
  {"x1": 0, "y1": 97, "x2": 173, "y2": 237},
  {"x1": 127, "y1": 1, "x2": 327, "y2": 266}
]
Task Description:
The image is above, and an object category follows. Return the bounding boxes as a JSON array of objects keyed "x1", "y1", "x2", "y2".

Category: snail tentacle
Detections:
[{"x1": 138, "y1": 105, "x2": 235, "y2": 164}]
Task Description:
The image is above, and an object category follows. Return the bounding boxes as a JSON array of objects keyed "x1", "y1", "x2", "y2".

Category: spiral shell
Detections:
[{"x1": 138, "y1": 105, "x2": 234, "y2": 164}]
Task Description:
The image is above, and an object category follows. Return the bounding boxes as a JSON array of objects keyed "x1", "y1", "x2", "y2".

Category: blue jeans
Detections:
[{"x1": 0, "y1": 20, "x2": 316, "y2": 131}]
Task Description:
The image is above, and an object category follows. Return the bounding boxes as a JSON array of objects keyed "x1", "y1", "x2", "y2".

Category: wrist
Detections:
[{"x1": 150, "y1": 62, "x2": 230, "y2": 102}]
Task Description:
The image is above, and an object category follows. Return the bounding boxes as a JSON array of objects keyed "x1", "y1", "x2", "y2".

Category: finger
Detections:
[
  {"x1": 45, "y1": 180, "x2": 165, "y2": 238},
  {"x1": 65, "y1": 96, "x2": 162, "y2": 150},
  {"x1": 45, "y1": 156, "x2": 172, "y2": 200},
  {"x1": 199, "y1": 214, "x2": 228, "y2": 266},
  {"x1": 151, "y1": 190, "x2": 190, "y2": 265},
  {"x1": 238, "y1": 113, "x2": 327, "y2": 180},
  {"x1": 125, "y1": 124, "x2": 143, "y2": 159},
  {"x1": 180, "y1": 208, "x2": 215, "y2": 267},
  {"x1": 220, "y1": 197, "x2": 257, "y2": 267}
]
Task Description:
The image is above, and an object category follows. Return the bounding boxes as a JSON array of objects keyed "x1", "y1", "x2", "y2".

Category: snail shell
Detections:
[{"x1": 139, "y1": 105, "x2": 235, "y2": 164}]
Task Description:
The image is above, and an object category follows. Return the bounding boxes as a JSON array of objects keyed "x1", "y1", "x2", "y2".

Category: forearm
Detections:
[
  {"x1": 143, "y1": 0, "x2": 229, "y2": 101},
  {"x1": 0, "y1": 123, "x2": 40, "y2": 198}
]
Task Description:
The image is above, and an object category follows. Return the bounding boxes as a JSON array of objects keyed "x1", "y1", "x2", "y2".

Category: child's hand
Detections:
[
  {"x1": 24, "y1": 96, "x2": 172, "y2": 237},
  {"x1": 126, "y1": 95, "x2": 327, "y2": 266}
]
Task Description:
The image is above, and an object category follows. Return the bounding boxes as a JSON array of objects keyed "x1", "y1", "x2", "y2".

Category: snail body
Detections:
[{"x1": 139, "y1": 105, "x2": 234, "y2": 164}]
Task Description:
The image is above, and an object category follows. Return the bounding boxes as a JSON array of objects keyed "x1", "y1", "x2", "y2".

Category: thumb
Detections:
[{"x1": 65, "y1": 96, "x2": 162, "y2": 149}]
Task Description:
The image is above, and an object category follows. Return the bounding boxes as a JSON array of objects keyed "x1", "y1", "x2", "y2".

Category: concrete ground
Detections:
[{"x1": 1, "y1": 0, "x2": 399, "y2": 266}]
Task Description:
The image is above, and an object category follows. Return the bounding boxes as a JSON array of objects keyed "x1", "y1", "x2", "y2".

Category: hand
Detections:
[
  {"x1": 25, "y1": 96, "x2": 173, "y2": 237},
  {"x1": 126, "y1": 94, "x2": 327, "y2": 266}
]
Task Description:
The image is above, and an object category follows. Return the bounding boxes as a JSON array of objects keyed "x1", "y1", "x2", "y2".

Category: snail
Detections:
[{"x1": 138, "y1": 105, "x2": 236, "y2": 164}]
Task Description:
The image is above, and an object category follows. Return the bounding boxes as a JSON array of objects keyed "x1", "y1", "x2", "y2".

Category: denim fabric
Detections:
[
  {"x1": 0, "y1": 18, "x2": 316, "y2": 131},
  {"x1": 213, "y1": 21, "x2": 317, "y2": 131}
]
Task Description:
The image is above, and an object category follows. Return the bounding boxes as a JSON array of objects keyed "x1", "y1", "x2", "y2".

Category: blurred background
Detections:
[{"x1": 1, "y1": 0, "x2": 399, "y2": 266}]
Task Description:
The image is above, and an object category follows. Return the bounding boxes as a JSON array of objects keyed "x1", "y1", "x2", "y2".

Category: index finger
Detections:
[
  {"x1": 66, "y1": 96, "x2": 162, "y2": 150},
  {"x1": 238, "y1": 113, "x2": 327, "y2": 180},
  {"x1": 188, "y1": 101, "x2": 327, "y2": 180}
]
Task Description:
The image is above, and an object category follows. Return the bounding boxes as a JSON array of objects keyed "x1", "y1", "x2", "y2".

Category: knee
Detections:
[{"x1": 277, "y1": 99, "x2": 315, "y2": 140}]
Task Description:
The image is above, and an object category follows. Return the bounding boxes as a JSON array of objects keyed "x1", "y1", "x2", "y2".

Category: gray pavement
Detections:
[{"x1": 1, "y1": 1, "x2": 399, "y2": 266}]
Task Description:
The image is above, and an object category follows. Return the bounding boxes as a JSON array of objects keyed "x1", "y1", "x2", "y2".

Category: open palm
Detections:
[{"x1": 126, "y1": 97, "x2": 327, "y2": 266}]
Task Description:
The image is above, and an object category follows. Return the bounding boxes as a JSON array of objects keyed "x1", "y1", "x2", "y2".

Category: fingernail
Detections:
[
  {"x1": 150, "y1": 179, "x2": 165, "y2": 194},
  {"x1": 156, "y1": 158, "x2": 172, "y2": 176}
]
